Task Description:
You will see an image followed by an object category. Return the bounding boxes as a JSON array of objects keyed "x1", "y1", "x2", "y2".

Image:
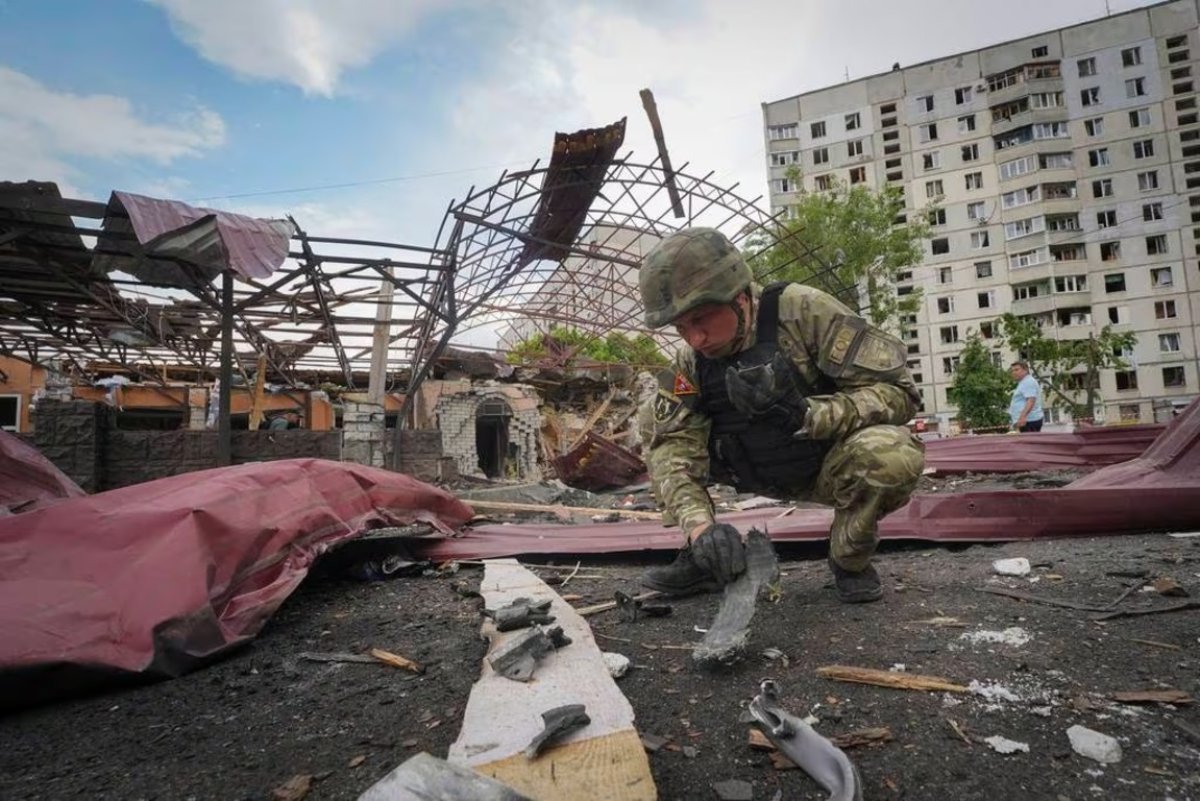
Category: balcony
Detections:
[
  {"x1": 1010, "y1": 293, "x2": 1056, "y2": 315},
  {"x1": 1056, "y1": 322, "x2": 1095, "y2": 340},
  {"x1": 984, "y1": 75, "x2": 1064, "y2": 109},
  {"x1": 991, "y1": 109, "x2": 1069, "y2": 138},
  {"x1": 1006, "y1": 261, "x2": 1054, "y2": 283}
]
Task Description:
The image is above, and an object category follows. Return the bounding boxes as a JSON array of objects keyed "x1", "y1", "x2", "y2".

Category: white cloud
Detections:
[
  {"x1": 0, "y1": 67, "x2": 226, "y2": 196},
  {"x1": 149, "y1": 0, "x2": 454, "y2": 96}
]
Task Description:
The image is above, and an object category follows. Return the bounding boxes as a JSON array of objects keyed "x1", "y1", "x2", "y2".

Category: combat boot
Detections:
[
  {"x1": 827, "y1": 557, "x2": 882, "y2": 604},
  {"x1": 640, "y1": 545, "x2": 722, "y2": 596}
]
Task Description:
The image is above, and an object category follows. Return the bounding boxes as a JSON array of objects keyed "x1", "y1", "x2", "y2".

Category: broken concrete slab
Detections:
[
  {"x1": 1067, "y1": 725, "x2": 1122, "y2": 764},
  {"x1": 359, "y1": 752, "x2": 531, "y2": 801},
  {"x1": 992, "y1": 557, "x2": 1031, "y2": 577}
]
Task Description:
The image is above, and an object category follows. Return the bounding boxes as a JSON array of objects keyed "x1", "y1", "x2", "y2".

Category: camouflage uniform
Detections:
[{"x1": 642, "y1": 281, "x2": 925, "y2": 573}]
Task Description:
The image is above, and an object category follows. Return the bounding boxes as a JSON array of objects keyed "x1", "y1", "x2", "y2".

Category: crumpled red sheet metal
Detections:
[
  {"x1": 923, "y1": 423, "x2": 1165, "y2": 474},
  {"x1": 0, "y1": 429, "x2": 85, "y2": 514},
  {"x1": 0, "y1": 459, "x2": 472, "y2": 711},
  {"x1": 413, "y1": 399, "x2": 1200, "y2": 561}
]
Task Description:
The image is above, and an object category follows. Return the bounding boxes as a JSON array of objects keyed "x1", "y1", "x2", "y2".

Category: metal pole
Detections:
[{"x1": 218, "y1": 270, "x2": 233, "y2": 466}]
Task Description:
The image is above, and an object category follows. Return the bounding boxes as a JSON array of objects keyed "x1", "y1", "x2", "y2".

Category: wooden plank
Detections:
[
  {"x1": 816, "y1": 665, "x2": 970, "y2": 694},
  {"x1": 248, "y1": 353, "x2": 268, "y2": 431},
  {"x1": 467, "y1": 500, "x2": 661, "y2": 520},
  {"x1": 448, "y1": 560, "x2": 656, "y2": 801}
]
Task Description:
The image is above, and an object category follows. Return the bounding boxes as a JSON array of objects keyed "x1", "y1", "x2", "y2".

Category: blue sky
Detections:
[{"x1": 0, "y1": 0, "x2": 1163, "y2": 249}]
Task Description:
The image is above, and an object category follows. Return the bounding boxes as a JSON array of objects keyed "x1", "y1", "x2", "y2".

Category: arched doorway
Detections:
[{"x1": 475, "y1": 398, "x2": 512, "y2": 478}]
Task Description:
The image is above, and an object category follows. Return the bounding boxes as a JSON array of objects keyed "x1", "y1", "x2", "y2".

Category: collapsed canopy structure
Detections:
[{"x1": 0, "y1": 119, "x2": 837, "y2": 408}]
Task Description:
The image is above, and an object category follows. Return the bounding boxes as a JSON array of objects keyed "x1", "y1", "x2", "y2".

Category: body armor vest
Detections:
[{"x1": 696, "y1": 283, "x2": 834, "y2": 494}]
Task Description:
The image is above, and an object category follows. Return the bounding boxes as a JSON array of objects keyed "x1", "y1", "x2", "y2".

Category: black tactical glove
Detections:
[
  {"x1": 691, "y1": 523, "x2": 747, "y2": 585},
  {"x1": 725, "y1": 352, "x2": 809, "y2": 432}
]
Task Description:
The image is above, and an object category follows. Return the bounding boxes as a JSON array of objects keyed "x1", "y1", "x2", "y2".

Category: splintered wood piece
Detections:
[
  {"x1": 370, "y1": 648, "x2": 424, "y2": 674},
  {"x1": 747, "y1": 729, "x2": 774, "y2": 751},
  {"x1": 447, "y1": 559, "x2": 656, "y2": 800},
  {"x1": 816, "y1": 665, "x2": 970, "y2": 694},
  {"x1": 1111, "y1": 689, "x2": 1193, "y2": 705},
  {"x1": 831, "y1": 727, "x2": 894, "y2": 748},
  {"x1": 465, "y1": 500, "x2": 662, "y2": 520}
]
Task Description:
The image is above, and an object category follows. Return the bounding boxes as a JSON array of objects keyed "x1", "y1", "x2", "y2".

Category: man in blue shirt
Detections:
[{"x1": 1008, "y1": 361, "x2": 1044, "y2": 432}]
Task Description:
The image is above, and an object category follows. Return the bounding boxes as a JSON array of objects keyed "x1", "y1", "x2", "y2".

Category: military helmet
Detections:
[{"x1": 638, "y1": 227, "x2": 752, "y2": 328}]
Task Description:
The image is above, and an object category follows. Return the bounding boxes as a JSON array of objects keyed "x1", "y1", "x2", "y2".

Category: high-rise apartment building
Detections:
[{"x1": 762, "y1": 0, "x2": 1200, "y2": 425}]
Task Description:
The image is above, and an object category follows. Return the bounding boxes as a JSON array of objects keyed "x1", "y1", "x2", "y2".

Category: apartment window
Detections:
[
  {"x1": 931, "y1": 237, "x2": 949, "y2": 254},
  {"x1": 1115, "y1": 371, "x2": 1139, "y2": 391},
  {"x1": 923, "y1": 151, "x2": 941, "y2": 170},
  {"x1": 1133, "y1": 139, "x2": 1155, "y2": 159},
  {"x1": 1013, "y1": 283, "x2": 1042, "y2": 301},
  {"x1": 942, "y1": 356, "x2": 961, "y2": 376},
  {"x1": 1151, "y1": 266, "x2": 1173, "y2": 286},
  {"x1": 1032, "y1": 45, "x2": 1049, "y2": 58},
  {"x1": 958, "y1": 114, "x2": 976, "y2": 133},
  {"x1": 1121, "y1": 46, "x2": 1142, "y2": 67},
  {"x1": 977, "y1": 290, "x2": 994, "y2": 309},
  {"x1": 811, "y1": 120, "x2": 826, "y2": 138},
  {"x1": 1000, "y1": 155, "x2": 1035, "y2": 181},
  {"x1": 770, "y1": 151, "x2": 799, "y2": 166},
  {"x1": 814, "y1": 174, "x2": 833, "y2": 191},
  {"x1": 939, "y1": 325, "x2": 960, "y2": 344},
  {"x1": 937, "y1": 296, "x2": 955, "y2": 314},
  {"x1": 1108, "y1": 305, "x2": 1129, "y2": 324},
  {"x1": 938, "y1": 266, "x2": 953, "y2": 284},
  {"x1": 845, "y1": 112, "x2": 860, "y2": 130},
  {"x1": 1055, "y1": 275, "x2": 1087, "y2": 293},
  {"x1": 768, "y1": 123, "x2": 799, "y2": 140},
  {"x1": 1097, "y1": 210, "x2": 1117, "y2": 228},
  {"x1": 929, "y1": 208, "x2": 947, "y2": 226},
  {"x1": 955, "y1": 86, "x2": 973, "y2": 105},
  {"x1": 975, "y1": 261, "x2": 993, "y2": 279},
  {"x1": 847, "y1": 139, "x2": 864, "y2": 158},
  {"x1": 1105, "y1": 273, "x2": 1126, "y2": 293},
  {"x1": 907, "y1": 343, "x2": 920, "y2": 355},
  {"x1": 1138, "y1": 171, "x2": 1159, "y2": 191},
  {"x1": 1040, "y1": 152, "x2": 1073, "y2": 170},
  {"x1": 1034, "y1": 121, "x2": 1069, "y2": 139},
  {"x1": 961, "y1": 143, "x2": 979, "y2": 162},
  {"x1": 1077, "y1": 57, "x2": 1097, "y2": 77},
  {"x1": 967, "y1": 201, "x2": 986, "y2": 220},
  {"x1": 1081, "y1": 87, "x2": 1100, "y2": 106},
  {"x1": 1084, "y1": 118, "x2": 1104, "y2": 136},
  {"x1": 1092, "y1": 179, "x2": 1113, "y2": 198},
  {"x1": 849, "y1": 166, "x2": 866, "y2": 184},
  {"x1": 1005, "y1": 217, "x2": 1044, "y2": 239},
  {"x1": 1143, "y1": 202, "x2": 1164, "y2": 221},
  {"x1": 813, "y1": 147, "x2": 829, "y2": 165},
  {"x1": 1088, "y1": 148, "x2": 1109, "y2": 167},
  {"x1": 1147, "y1": 235, "x2": 1168, "y2": 255},
  {"x1": 1155, "y1": 299, "x2": 1178, "y2": 319},
  {"x1": 1160, "y1": 333, "x2": 1182, "y2": 353},
  {"x1": 965, "y1": 172, "x2": 983, "y2": 190},
  {"x1": 918, "y1": 95, "x2": 934, "y2": 112},
  {"x1": 979, "y1": 321, "x2": 996, "y2": 339},
  {"x1": 1100, "y1": 241, "x2": 1121, "y2": 261},
  {"x1": 919, "y1": 123, "x2": 939, "y2": 142},
  {"x1": 0, "y1": 397, "x2": 18, "y2": 432},
  {"x1": 1129, "y1": 108, "x2": 1151, "y2": 128},
  {"x1": 926, "y1": 179, "x2": 944, "y2": 198},
  {"x1": 1010, "y1": 248, "x2": 1046, "y2": 269},
  {"x1": 1126, "y1": 78, "x2": 1146, "y2": 98},
  {"x1": 971, "y1": 231, "x2": 990, "y2": 249},
  {"x1": 772, "y1": 178, "x2": 795, "y2": 193},
  {"x1": 1163, "y1": 366, "x2": 1186, "y2": 388}
]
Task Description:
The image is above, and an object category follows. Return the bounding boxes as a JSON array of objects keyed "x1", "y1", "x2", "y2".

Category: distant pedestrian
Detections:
[{"x1": 1008, "y1": 362, "x2": 1043, "y2": 432}]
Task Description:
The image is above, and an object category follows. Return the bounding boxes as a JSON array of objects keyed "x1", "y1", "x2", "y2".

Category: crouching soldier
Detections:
[{"x1": 638, "y1": 228, "x2": 925, "y2": 603}]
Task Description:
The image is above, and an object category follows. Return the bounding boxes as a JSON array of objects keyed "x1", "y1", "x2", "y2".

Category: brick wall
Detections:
[{"x1": 433, "y1": 385, "x2": 542, "y2": 481}]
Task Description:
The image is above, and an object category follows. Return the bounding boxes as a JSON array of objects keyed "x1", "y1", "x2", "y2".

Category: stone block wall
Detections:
[
  {"x1": 395, "y1": 430, "x2": 459, "y2": 482},
  {"x1": 32, "y1": 399, "x2": 110, "y2": 492},
  {"x1": 433, "y1": 384, "x2": 542, "y2": 481},
  {"x1": 341, "y1": 399, "x2": 386, "y2": 468}
]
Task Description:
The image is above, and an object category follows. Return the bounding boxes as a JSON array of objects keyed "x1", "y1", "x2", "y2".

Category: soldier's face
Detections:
[{"x1": 673, "y1": 301, "x2": 741, "y2": 357}]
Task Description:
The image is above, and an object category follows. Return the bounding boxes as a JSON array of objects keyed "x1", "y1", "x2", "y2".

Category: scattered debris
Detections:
[
  {"x1": 960, "y1": 627, "x2": 1031, "y2": 647},
  {"x1": 270, "y1": 774, "x2": 313, "y2": 801},
  {"x1": 984, "y1": 735, "x2": 1029, "y2": 754},
  {"x1": 348, "y1": 754, "x2": 367, "y2": 768},
  {"x1": 485, "y1": 597, "x2": 555, "y2": 632},
  {"x1": 946, "y1": 718, "x2": 973, "y2": 746},
  {"x1": 816, "y1": 665, "x2": 969, "y2": 694},
  {"x1": 487, "y1": 625, "x2": 572, "y2": 682},
  {"x1": 1129, "y1": 638, "x2": 1182, "y2": 651},
  {"x1": 358, "y1": 752, "x2": 532, "y2": 801},
  {"x1": 1094, "y1": 600, "x2": 1200, "y2": 621},
  {"x1": 978, "y1": 586, "x2": 1117, "y2": 612},
  {"x1": 711, "y1": 779, "x2": 754, "y2": 801},
  {"x1": 640, "y1": 732, "x2": 669, "y2": 753},
  {"x1": 1067, "y1": 724, "x2": 1122, "y2": 764},
  {"x1": 466, "y1": 499, "x2": 661, "y2": 520},
  {"x1": 576, "y1": 591, "x2": 661, "y2": 617},
  {"x1": 992, "y1": 558, "x2": 1031, "y2": 577},
  {"x1": 747, "y1": 680, "x2": 863, "y2": 801},
  {"x1": 614, "y1": 590, "x2": 672, "y2": 623},
  {"x1": 369, "y1": 648, "x2": 424, "y2": 674},
  {"x1": 732, "y1": 496, "x2": 782, "y2": 511},
  {"x1": 1111, "y1": 689, "x2": 1192, "y2": 705},
  {"x1": 524, "y1": 704, "x2": 591, "y2": 759},
  {"x1": 298, "y1": 651, "x2": 379, "y2": 665},
  {"x1": 602, "y1": 652, "x2": 631, "y2": 679},
  {"x1": 830, "y1": 728, "x2": 893, "y2": 750},
  {"x1": 1151, "y1": 577, "x2": 1190, "y2": 597},
  {"x1": 681, "y1": 745, "x2": 698, "y2": 758},
  {"x1": 968, "y1": 680, "x2": 1021, "y2": 703},
  {"x1": 693, "y1": 529, "x2": 779, "y2": 666}
]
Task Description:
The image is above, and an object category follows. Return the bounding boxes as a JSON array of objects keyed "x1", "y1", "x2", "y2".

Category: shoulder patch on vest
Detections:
[
  {"x1": 853, "y1": 330, "x2": 905, "y2": 373},
  {"x1": 672, "y1": 372, "x2": 698, "y2": 395},
  {"x1": 818, "y1": 314, "x2": 867, "y2": 378},
  {"x1": 652, "y1": 390, "x2": 684, "y2": 423}
]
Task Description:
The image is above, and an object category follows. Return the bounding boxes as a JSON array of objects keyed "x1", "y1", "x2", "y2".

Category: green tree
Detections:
[
  {"x1": 995, "y1": 313, "x2": 1137, "y2": 421},
  {"x1": 506, "y1": 326, "x2": 668, "y2": 369},
  {"x1": 744, "y1": 177, "x2": 933, "y2": 331},
  {"x1": 947, "y1": 334, "x2": 1012, "y2": 430}
]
